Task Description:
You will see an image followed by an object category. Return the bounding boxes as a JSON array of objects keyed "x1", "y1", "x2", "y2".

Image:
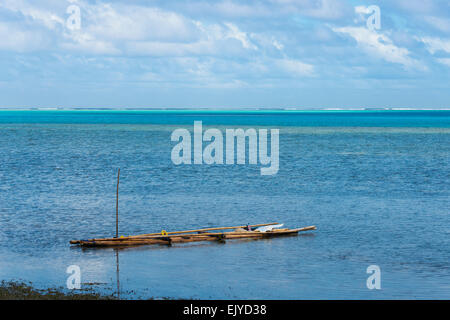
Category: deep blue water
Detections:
[{"x1": 0, "y1": 110, "x2": 449, "y2": 299}]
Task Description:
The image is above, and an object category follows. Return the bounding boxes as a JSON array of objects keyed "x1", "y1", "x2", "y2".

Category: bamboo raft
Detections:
[{"x1": 70, "y1": 223, "x2": 317, "y2": 248}]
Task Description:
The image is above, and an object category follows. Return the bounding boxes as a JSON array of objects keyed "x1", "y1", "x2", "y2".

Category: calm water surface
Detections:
[{"x1": 0, "y1": 111, "x2": 449, "y2": 299}]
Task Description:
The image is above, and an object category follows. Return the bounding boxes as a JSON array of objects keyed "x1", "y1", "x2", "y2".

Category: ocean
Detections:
[{"x1": 0, "y1": 110, "x2": 449, "y2": 299}]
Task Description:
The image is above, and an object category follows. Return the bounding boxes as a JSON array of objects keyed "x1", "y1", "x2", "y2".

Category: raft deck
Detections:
[{"x1": 70, "y1": 223, "x2": 317, "y2": 247}]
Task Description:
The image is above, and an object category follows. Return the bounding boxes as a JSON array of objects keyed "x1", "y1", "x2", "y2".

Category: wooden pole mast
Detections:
[{"x1": 116, "y1": 168, "x2": 120, "y2": 238}]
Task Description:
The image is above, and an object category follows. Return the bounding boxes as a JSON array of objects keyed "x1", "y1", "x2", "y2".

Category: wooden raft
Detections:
[{"x1": 70, "y1": 223, "x2": 317, "y2": 248}]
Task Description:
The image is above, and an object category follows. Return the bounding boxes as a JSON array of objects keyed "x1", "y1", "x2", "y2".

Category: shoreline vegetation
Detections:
[
  {"x1": 0, "y1": 281, "x2": 116, "y2": 300},
  {"x1": 0, "y1": 281, "x2": 182, "y2": 300}
]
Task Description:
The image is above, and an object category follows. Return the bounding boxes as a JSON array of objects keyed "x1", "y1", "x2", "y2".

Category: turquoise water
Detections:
[
  {"x1": 1, "y1": 110, "x2": 450, "y2": 127},
  {"x1": 0, "y1": 110, "x2": 449, "y2": 299}
]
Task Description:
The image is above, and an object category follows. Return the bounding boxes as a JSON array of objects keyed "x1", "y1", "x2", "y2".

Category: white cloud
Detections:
[
  {"x1": 271, "y1": 0, "x2": 349, "y2": 19},
  {"x1": 333, "y1": 26, "x2": 425, "y2": 70},
  {"x1": 437, "y1": 58, "x2": 450, "y2": 67},
  {"x1": 121, "y1": 21, "x2": 261, "y2": 57},
  {"x1": 424, "y1": 16, "x2": 450, "y2": 33},
  {"x1": 272, "y1": 40, "x2": 284, "y2": 51},
  {"x1": 179, "y1": 1, "x2": 270, "y2": 18},
  {"x1": 180, "y1": 0, "x2": 349, "y2": 19},
  {"x1": 0, "y1": 1, "x2": 267, "y2": 57},
  {"x1": 212, "y1": 1, "x2": 270, "y2": 17},
  {"x1": 61, "y1": 31, "x2": 121, "y2": 55},
  {"x1": 0, "y1": 0, "x2": 65, "y2": 30},
  {"x1": 224, "y1": 23, "x2": 257, "y2": 50},
  {"x1": 0, "y1": 21, "x2": 49, "y2": 52},
  {"x1": 276, "y1": 58, "x2": 314, "y2": 76},
  {"x1": 58, "y1": 3, "x2": 202, "y2": 55},
  {"x1": 302, "y1": 0, "x2": 348, "y2": 19},
  {"x1": 416, "y1": 36, "x2": 450, "y2": 54},
  {"x1": 395, "y1": 0, "x2": 436, "y2": 14},
  {"x1": 125, "y1": 40, "x2": 215, "y2": 57},
  {"x1": 82, "y1": 4, "x2": 197, "y2": 42}
]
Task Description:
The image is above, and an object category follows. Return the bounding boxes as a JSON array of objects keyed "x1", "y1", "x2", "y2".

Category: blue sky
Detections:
[{"x1": 0, "y1": 0, "x2": 449, "y2": 109}]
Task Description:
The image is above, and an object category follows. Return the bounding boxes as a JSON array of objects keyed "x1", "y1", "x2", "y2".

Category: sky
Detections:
[{"x1": 0, "y1": 0, "x2": 449, "y2": 109}]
